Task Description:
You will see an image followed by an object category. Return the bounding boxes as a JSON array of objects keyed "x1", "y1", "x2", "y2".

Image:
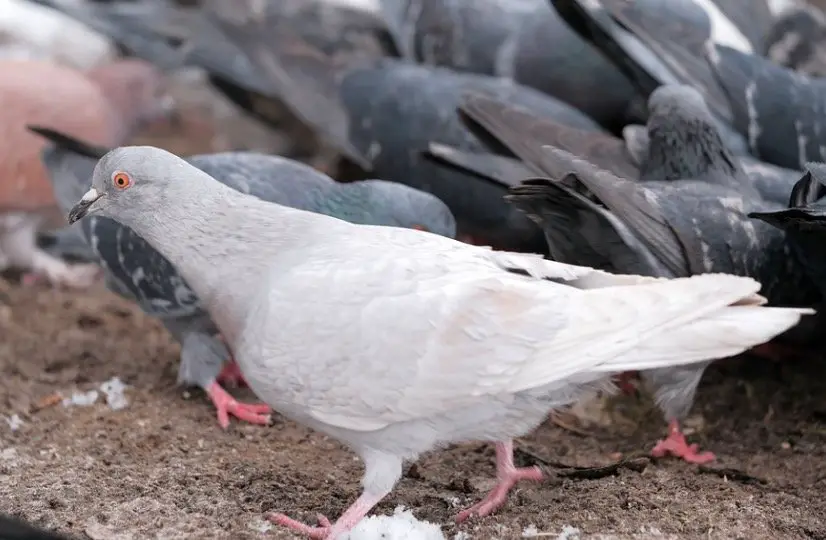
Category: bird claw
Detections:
[
  {"x1": 455, "y1": 466, "x2": 543, "y2": 523},
  {"x1": 268, "y1": 513, "x2": 332, "y2": 539},
  {"x1": 651, "y1": 423, "x2": 716, "y2": 464},
  {"x1": 206, "y1": 382, "x2": 271, "y2": 429}
]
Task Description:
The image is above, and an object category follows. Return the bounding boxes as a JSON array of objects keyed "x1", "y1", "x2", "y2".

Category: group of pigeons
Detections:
[{"x1": 5, "y1": 0, "x2": 826, "y2": 537}]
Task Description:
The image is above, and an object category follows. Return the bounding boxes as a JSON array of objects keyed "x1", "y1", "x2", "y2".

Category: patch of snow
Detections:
[
  {"x1": 247, "y1": 517, "x2": 273, "y2": 534},
  {"x1": 343, "y1": 506, "x2": 445, "y2": 540},
  {"x1": 62, "y1": 390, "x2": 99, "y2": 408},
  {"x1": 556, "y1": 525, "x2": 582, "y2": 540},
  {"x1": 100, "y1": 377, "x2": 128, "y2": 411},
  {"x1": 5, "y1": 414, "x2": 23, "y2": 431}
]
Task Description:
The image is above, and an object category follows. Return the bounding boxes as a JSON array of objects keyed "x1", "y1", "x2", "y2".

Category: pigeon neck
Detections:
[
  {"x1": 126, "y1": 186, "x2": 305, "y2": 343},
  {"x1": 646, "y1": 121, "x2": 736, "y2": 180}
]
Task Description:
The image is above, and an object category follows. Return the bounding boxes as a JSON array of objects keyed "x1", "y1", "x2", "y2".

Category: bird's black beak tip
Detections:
[
  {"x1": 66, "y1": 204, "x2": 87, "y2": 225},
  {"x1": 68, "y1": 188, "x2": 103, "y2": 224}
]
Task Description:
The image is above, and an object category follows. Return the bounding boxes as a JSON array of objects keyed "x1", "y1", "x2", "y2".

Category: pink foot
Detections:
[
  {"x1": 651, "y1": 420, "x2": 715, "y2": 464},
  {"x1": 268, "y1": 513, "x2": 332, "y2": 539},
  {"x1": 20, "y1": 272, "x2": 42, "y2": 287},
  {"x1": 613, "y1": 370, "x2": 639, "y2": 395},
  {"x1": 455, "y1": 441, "x2": 543, "y2": 523},
  {"x1": 216, "y1": 360, "x2": 248, "y2": 388},
  {"x1": 269, "y1": 491, "x2": 384, "y2": 538},
  {"x1": 205, "y1": 381, "x2": 271, "y2": 429}
]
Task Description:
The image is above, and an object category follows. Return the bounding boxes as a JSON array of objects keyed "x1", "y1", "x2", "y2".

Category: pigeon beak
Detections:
[{"x1": 68, "y1": 188, "x2": 103, "y2": 224}]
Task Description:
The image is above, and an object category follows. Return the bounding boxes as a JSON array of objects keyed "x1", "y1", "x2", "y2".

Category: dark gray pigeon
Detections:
[
  {"x1": 750, "y1": 162, "x2": 826, "y2": 299},
  {"x1": 437, "y1": 89, "x2": 801, "y2": 208},
  {"x1": 506, "y1": 146, "x2": 820, "y2": 464},
  {"x1": 375, "y1": 0, "x2": 638, "y2": 130},
  {"x1": 30, "y1": 126, "x2": 456, "y2": 429},
  {"x1": 709, "y1": 43, "x2": 826, "y2": 170},
  {"x1": 550, "y1": 0, "x2": 750, "y2": 155}
]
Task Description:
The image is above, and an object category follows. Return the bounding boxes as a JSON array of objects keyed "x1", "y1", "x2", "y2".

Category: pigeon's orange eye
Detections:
[{"x1": 112, "y1": 171, "x2": 131, "y2": 190}]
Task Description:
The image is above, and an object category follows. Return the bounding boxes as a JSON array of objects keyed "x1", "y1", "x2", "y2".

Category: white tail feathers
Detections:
[
  {"x1": 586, "y1": 273, "x2": 812, "y2": 374},
  {"x1": 599, "y1": 305, "x2": 812, "y2": 373},
  {"x1": 515, "y1": 272, "x2": 814, "y2": 393}
]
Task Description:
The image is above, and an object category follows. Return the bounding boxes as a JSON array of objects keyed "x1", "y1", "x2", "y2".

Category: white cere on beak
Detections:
[{"x1": 80, "y1": 187, "x2": 101, "y2": 203}]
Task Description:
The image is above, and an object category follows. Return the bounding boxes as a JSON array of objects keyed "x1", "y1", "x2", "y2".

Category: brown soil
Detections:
[{"x1": 3, "y1": 72, "x2": 826, "y2": 540}]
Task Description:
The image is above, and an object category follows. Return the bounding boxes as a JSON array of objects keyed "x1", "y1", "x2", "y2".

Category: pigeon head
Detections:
[
  {"x1": 68, "y1": 146, "x2": 200, "y2": 225},
  {"x1": 647, "y1": 84, "x2": 713, "y2": 128}
]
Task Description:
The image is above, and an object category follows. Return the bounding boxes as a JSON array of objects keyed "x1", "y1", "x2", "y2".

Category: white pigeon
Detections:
[{"x1": 67, "y1": 146, "x2": 814, "y2": 540}]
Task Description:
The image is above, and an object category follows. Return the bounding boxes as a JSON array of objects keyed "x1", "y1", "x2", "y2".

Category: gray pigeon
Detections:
[
  {"x1": 432, "y1": 89, "x2": 801, "y2": 208},
  {"x1": 550, "y1": 0, "x2": 751, "y2": 155},
  {"x1": 708, "y1": 43, "x2": 826, "y2": 170},
  {"x1": 506, "y1": 146, "x2": 820, "y2": 464},
  {"x1": 375, "y1": 0, "x2": 638, "y2": 130},
  {"x1": 31, "y1": 127, "x2": 456, "y2": 429},
  {"x1": 66, "y1": 144, "x2": 810, "y2": 537},
  {"x1": 750, "y1": 162, "x2": 826, "y2": 299}
]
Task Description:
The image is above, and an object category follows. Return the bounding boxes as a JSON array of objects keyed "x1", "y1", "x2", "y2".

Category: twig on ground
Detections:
[
  {"x1": 697, "y1": 465, "x2": 767, "y2": 485},
  {"x1": 515, "y1": 447, "x2": 650, "y2": 480}
]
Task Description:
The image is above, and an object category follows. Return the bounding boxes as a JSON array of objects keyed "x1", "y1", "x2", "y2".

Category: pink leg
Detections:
[
  {"x1": 455, "y1": 440, "x2": 543, "y2": 523},
  {"x1": 216, "y1": 360, "x2": 248, "y2": 388},
  {"x1": 21, "y1": 272, "x2": 41, "y2": 286},
  {"x1": 269, "y1": 491, "x2": 385, "y2": 539},
  {"x1": 651, "y1": 419, "x2": 716, "y2": 464},
  {"x1": 205, "y1": 382, "x2": 271, "y2": 429}
]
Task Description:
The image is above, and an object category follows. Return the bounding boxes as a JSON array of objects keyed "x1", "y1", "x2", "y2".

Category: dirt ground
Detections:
[{"x1": 3, "y1": 73, "x2": 826, "y2": 540}]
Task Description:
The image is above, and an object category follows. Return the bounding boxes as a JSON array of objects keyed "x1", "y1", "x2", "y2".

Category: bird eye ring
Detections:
[{"x1": 112, "y1": 171, "x2": 132, "y2": 190}]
